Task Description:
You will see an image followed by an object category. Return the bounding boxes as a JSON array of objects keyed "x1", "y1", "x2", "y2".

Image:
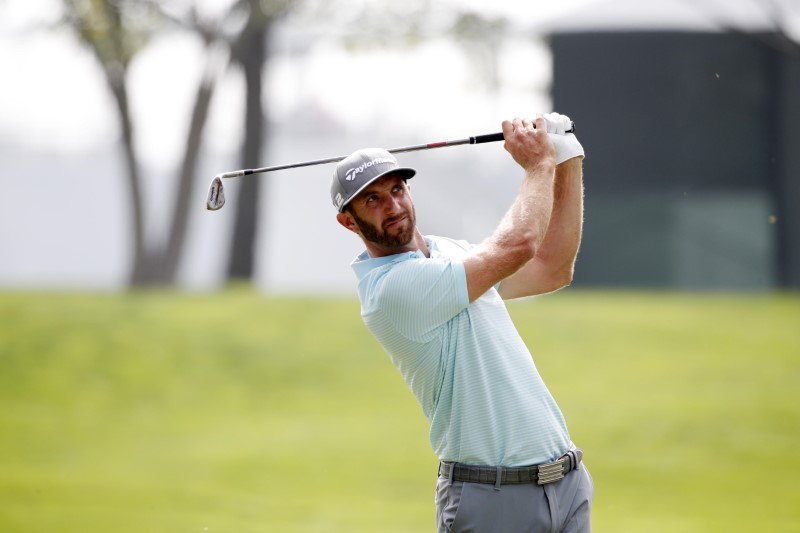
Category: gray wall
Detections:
[{"x1": 551, "y1": 31, "x2": 799, "y2": 289}]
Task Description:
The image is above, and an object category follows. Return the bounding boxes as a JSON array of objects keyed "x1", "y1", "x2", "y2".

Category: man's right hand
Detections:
[{"x1": 502, "y1": 116, "x2": 556, "y2": 173}]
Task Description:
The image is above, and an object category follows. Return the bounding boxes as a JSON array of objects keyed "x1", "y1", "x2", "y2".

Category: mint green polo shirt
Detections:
[{"x1": 351, "y1": 235, "x2": 572, "y2": 466}]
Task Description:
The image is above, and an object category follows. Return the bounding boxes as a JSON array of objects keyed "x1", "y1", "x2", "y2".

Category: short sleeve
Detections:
[{"x1": 371, "y1": 257, "x2": 469, "y2": 342}]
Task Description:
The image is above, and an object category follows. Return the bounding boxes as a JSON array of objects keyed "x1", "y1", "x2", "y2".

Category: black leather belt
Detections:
[{"x1": 438, "y1": 448, "x2": 582, "y2": 486}]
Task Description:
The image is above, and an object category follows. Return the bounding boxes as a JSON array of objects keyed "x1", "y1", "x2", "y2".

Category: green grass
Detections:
[{"x1": 0, "y1": 289, "x2": 798, "y2": 532}]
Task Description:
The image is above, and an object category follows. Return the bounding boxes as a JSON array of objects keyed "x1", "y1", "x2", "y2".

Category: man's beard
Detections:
[{"x1": 351, "y1": 206, "x2": 417, "y2": 249}]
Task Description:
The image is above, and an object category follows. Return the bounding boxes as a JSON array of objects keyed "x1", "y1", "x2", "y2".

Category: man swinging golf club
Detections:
[{"x1": 333, "y1": 113, "x2": 592, "y2": 532}]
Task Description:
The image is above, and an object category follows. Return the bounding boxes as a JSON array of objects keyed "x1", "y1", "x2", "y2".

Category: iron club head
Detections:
[{"x1": 206, "y1": 176, "x2": 225, "y2": 211}]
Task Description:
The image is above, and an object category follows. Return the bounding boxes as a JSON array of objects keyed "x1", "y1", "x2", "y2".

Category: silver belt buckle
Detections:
[{"x1": 536, "y1": 458, "x2": 565, "y2": 485}]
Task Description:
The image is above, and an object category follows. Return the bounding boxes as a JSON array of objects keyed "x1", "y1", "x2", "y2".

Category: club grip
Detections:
[
  {"x1": 471, "y1": 132, "x2": 505, "y2": 144},
  {"x1": 471, "y1": 122, "x2": 575, "y2": 145}
]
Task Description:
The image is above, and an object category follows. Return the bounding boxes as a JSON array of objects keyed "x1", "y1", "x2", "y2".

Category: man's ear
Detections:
[{"x1": 336, "y1": 211, "x2": 359, "y2": 234}]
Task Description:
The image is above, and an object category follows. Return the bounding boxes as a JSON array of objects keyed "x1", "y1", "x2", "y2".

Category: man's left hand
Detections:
[{"x1": 544, "y1": 112, "x2": 585, "y2": 164}]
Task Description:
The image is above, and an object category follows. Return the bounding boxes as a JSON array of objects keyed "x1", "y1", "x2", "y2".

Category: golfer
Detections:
[{"x1": 332, "y1": 113, "x2": 592, "y2": 532}]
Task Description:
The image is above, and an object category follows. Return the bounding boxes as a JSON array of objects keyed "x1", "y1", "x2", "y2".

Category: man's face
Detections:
[{"x1": 346, "y1": 174, "x2": 417, "y2": 251}]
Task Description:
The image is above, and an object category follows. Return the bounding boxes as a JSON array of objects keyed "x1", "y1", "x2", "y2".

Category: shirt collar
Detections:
[{"x1": 351, "y1": 237, "x2": 438, "y2": 280}]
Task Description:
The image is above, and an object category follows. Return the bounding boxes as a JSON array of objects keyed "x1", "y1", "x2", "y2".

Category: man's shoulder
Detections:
[
  {"x1": 352, "y1": 236, "x2": 468, "y2": 279},
  {"x1": 351, "y1": 249, "x2": 416, "y2": 282},
  {"x1": 358, "y1": 242, "x2": 468, "y2": 304},
  {"x1": 426, "y1": 235, "x2": 474, "y2": 255}
]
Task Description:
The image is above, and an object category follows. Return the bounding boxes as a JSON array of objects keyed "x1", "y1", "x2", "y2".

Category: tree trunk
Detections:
[
  {"x1": 107, "y1": 77, "x2": 151, "y2": 286},
  {"x1": 160, "y1": 48, "x2": 225, "y2": 284},
  {"x1": 227, "y1": 19, "x2": 269, "y2": 282}
]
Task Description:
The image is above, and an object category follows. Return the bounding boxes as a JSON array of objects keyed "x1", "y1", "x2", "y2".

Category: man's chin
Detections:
[
  {"x1": 385, "y1": 223, "x2": 415, "y2": 246},
  {"x1": 355, "y1": 211, "x2": 417, "y2": 250},
  {"x1": 377, "y1": 228, "x2": 415, "y2": 250}
]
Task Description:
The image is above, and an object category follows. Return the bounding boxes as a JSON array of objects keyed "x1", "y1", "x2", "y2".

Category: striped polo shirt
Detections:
[{"x1": 351, "y1": 235, "x2": 572, "y2": 466}]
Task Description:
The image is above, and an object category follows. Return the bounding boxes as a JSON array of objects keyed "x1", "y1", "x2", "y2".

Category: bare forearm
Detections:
[
  {"x1": 463, "y1": 116, "x2": 557, "y2": 302},
  {"x1": 494, "y1": 164, "x2": 556, "y2": 252},
  {"x1": 534, "y1": 157, "x2": 584, "y2": 271},
  {"x1": 496, "y1": 158, "x2": 581, "y2": 299}
]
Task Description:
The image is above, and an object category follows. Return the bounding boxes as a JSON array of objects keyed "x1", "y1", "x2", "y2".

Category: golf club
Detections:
[{"x1": 206, "y1": 122, "x2": 574, "y2": 211}]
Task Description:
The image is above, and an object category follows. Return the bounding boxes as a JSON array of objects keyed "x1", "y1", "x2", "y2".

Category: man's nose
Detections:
[{"x1": 384, "y1": 195, "x2": 402, "y2": 214}]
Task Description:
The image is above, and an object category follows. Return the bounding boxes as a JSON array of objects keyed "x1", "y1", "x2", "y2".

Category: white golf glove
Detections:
[{"x1": 544, "y1": 112, "x2": 584, "y2": 164}]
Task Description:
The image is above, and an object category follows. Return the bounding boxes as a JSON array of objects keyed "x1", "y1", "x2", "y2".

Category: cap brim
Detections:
[{"x1": 338, "y1": 167, "x2": 416, "y2": 212}]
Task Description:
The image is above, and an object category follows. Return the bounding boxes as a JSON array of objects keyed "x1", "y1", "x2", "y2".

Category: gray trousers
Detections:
[{"x1": 436, "y1": 463, "x2": 594, "y2": 533}]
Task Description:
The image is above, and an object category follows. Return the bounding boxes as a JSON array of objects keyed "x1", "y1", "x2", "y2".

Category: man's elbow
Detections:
[
  {"x1": 543, "y1": 265, "x2": 574, "y2": 293},
  {"x1": 560, "y1": 269, "x2": 574, "y2": 289}
]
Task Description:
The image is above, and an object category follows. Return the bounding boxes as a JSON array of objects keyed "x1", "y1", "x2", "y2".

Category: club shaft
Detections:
[
  {"x1": 217, "y1": 132, "x2": 507, "y2": 179},
  {"x1": 206, "y1": 123, "x2": 574, "y2": 210}
]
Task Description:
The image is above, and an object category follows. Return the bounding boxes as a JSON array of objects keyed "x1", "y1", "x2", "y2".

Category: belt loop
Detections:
[
  {"x1": 494, "y1": 466, "x2": 502, "y2": 490},
  {"x1": 448, "y1": 462, "x2": 456, "y2": 486},
  {"x1": 566, "y1": 450, "x2": 576, "y2": 471}
]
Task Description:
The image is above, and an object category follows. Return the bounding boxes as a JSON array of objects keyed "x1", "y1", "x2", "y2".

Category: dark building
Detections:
[{"x1": 550, "y1": 31, "x2": 799, "y2": 290}]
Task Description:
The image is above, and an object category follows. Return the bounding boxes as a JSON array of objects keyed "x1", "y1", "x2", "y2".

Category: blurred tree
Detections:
[
  {"x1": 60, "y1": 0, "x2": 233, "y2": 286},
  {"x1": 61, "y1": 0, "x2": 512, "y2": 287},
  {"x1": 61, "y1": 0, "x2": 160, "y2": 285},
  {"x1": 451, "y1": 12, "x2": 508, "y2": 92},
  {"x1": 337, "y1": 2, "x2": 512, "y2": 93},
  {"x1": 226, "y1": 0, "x2": 295, "y2": 281}
]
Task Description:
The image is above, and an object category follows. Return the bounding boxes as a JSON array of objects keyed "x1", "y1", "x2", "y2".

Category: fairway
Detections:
[{"x1": 1, "y1": 290, "x2": 798, "y2": 532}]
